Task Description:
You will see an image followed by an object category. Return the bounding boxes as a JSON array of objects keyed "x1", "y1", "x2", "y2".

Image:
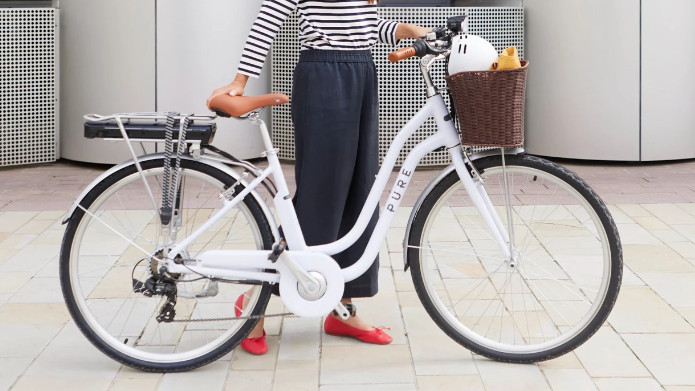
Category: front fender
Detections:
[
  {"x1": 402, "y1": 148, "x2": 525, "y2": 271},
  {"x1": 62, "y1": 153, "x2": 279, "y2": 239}
]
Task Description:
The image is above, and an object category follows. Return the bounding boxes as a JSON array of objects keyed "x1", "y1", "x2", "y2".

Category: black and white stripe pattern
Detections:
[{"x1": 238, "y1": 0, "x2": 399, "y2": 78}]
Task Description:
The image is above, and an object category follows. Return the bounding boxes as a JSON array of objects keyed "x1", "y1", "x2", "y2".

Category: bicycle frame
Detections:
[{"x1": 164, "y1": 93, "x2": 512, "y2": 283}]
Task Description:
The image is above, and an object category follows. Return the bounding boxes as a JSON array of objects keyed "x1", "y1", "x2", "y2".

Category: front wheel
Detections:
[
  {"x1": 60, "y1": 158, "x2": 274, "y2": 372},
  {"x1": 408, "y1": 154, "x2": 622, "y2": 363}
]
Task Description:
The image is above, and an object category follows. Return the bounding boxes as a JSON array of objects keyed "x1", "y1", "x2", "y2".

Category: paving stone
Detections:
[
  {"x1": 574, "y1": 327, "x2": 650, "y2": 378},
  {"x1": 0, "y1": 303, "x2": 70, "y2": 358},
  {"x1": 321, "y1": 345, "x2": 415, "y2": 385},
  {"x1": 0, "y1": 211, "x2": 38, "y2": 233},
  {"x1": 621, "y1": 265, "x2": 646, "y2": 286},
  {"x1": 675, "y1": 306, "x2": 695, "y2": 328},
  {"x1": 0, "y1": 233, "x2": 36, "y2": 250},
  {"x1": 16, "y1": 218, "x2": 55, "y2": 235},
  {"x1": 622, "y1": 334, "x2": 695, "y2": 386},
  {"x1": 0, "y1": 358, "x2": 33, "y2": 391},
  {"x1": 9, "y1": 277, "x2": 63, "y2": 303},
  {"x1": 321, "y1": 384, "x2": 416, "y2": 391},
  {"x1": 11, "y1": 323, "x2": 120, "y2": 391},
  {"x1": 224, "y1": 370, "x2": 274, "y2": 391},
  {"x1": 401, "y1": 307, "x2": 445, "y2": 337},
  {"x1": 643, "y1": 204, "x2": 695, "y2": 225},
  {"x1": 416, "y1": 375, "x2": 484, "y2": 391},
  {"x1": 277, "y1": 317, "x2": 320, "y2": 361},
  {"x1": 408, "y1": 332, "x2": 476, "y2": 376},
  {"x1": 475, "y1": 359, "x2": 551, "y2": 391},
  {"x1": 158, "y1": 359, "x2": 229, "y2": 391},
  {"x1": 623, "y1": 244, "x2": 695, "y2": 273},
  {"x1": 593, "y1": 378, "x2": 664, "y2": 391},
  {"x1": 537, "y1": 352, "x2": 583, "y2": 370},
  {"x1": 608, "y1": 286, "x2": 694, "y2": 333},
  {"x1": 542, "y1": 369, "x2": 597, "y2": 391},
  {"x1": 616, "y1": 224, "x2": 661, "y2": 245},
  {"x1": 0, "y1": 271, "x2": 32, "y2": 296},
  {"x1": 638, "y1": 272, "x2": 695, "y2": 307},
  {"x1": 274, "y1": 360, "x2": 319, "y2": 391},
  {"x1": 0, "y1": 245, "x2": 57, "y2": 273}
]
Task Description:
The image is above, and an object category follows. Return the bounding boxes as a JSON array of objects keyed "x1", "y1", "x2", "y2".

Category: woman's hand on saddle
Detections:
[{"x1": 206, "y1": 74, "x2": 249, "y2": 107}]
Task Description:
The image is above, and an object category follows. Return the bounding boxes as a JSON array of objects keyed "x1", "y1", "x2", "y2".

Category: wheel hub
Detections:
[{"x1": 508, "y1": 248, "x2": 520, "y2": 268}]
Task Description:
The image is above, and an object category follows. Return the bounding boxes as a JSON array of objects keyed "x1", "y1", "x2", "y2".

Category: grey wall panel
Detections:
[
  {"x1": 59, "y1": 0, "x2": 155, "y2": 164},
  {"x1": 523, "y1": 0, "x2": 640, "y2": 161},
  {"x1": 156, "y1": 0, "x2": 270, "y2": 160},
  {"x1": 641, "y1": 0, "x2": 695, "y2": 161},
  {"x1": 1, "y1": 8, "x2": 58, "y2": 167}
]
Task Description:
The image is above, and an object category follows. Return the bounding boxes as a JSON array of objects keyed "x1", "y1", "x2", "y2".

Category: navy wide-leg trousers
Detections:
[{"x1": 291, "y1": 49, "x2": 379, "y2": 298}]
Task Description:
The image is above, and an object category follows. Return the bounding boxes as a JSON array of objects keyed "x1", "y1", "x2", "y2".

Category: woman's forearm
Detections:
[
  {"x1": 234, "y1": 73, "x2": 249, "y2": 88},
  {"x1": 395, "y1": 23, "x2": 431, "y2": 40}
]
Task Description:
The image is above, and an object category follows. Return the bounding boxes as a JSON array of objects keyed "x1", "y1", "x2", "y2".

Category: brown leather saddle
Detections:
[{"x1": 208, "y1": 93, "x2": 289, "y2": 118}]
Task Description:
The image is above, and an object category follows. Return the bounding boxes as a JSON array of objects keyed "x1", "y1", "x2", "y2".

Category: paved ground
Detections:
[{"x1": 1, "y1": 158, "x2": 695, "y2": 391}]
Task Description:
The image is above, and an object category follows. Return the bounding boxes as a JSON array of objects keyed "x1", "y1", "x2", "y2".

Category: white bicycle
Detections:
[{"x1": 60, "y1": 17, "x2": 622, "y2": 372}]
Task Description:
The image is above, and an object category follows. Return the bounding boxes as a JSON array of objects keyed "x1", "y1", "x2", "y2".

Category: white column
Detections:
[
  {"x1": 157, "y1": 0, "x2": 271, "y2": 160},
  {"x1": 523, "y1": 0, "x2": 641, "y2": 161},
  {"x1": 59, "y1": 0, "x2": 269, "y2": 163}
]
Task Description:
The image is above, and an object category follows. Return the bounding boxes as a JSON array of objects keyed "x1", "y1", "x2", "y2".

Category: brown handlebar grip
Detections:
[{"x1": 388, "y1": 46, "x2": 416, "y2": 63}]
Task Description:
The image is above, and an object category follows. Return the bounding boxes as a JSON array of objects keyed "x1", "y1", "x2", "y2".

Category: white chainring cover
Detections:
[{"x1": 276, "y1": 251, "x2": 344, "y2": 317}]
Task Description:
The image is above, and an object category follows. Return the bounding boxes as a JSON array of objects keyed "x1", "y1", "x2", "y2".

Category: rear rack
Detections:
[{"x1": 84, "y1": 113, "x2": 217, "y2": 145}]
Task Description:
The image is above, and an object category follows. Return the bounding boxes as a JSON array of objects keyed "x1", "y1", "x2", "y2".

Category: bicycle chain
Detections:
[{"x1": 171, "y1": 312, "x2": 293, "y2": 323}]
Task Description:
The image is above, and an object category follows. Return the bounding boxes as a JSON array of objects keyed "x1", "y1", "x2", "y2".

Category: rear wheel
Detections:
[
  {"x1": 408, "y1": 154, "x2": 622, "y2": 363},
  {"x1": 60, "y1": 158, "x2": 274, "y2": 371}
]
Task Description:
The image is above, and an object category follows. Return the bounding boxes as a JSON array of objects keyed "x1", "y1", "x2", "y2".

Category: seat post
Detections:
[
  {"x1": 248, "y1": 113, "x2": 276, "y2": 153},
  {"x1": 249, "y1": 113, "x2": 308, "y2": 250}
]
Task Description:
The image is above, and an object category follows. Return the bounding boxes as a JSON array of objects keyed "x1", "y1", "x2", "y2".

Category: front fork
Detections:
[{"x1": 453, "y1": 147, "x2": 513, "y2": 261}]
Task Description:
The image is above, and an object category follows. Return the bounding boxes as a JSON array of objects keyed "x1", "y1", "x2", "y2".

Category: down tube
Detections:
[
  {"x1": 341, "y1": 98, "x2": 459, "y2": 283},
  {"x1": 310, "y1": 98, "x2": 439, "y2": 257}
]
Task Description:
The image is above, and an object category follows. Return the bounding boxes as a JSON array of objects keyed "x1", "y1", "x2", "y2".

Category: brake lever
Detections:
[{"x1": 421, "y1": 39, "x2": 450, "y2": 56}]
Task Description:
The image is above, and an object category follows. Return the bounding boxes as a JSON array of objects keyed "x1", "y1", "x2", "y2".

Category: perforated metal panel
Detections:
[
  {"x1": 0, "y1": 8, "x2": 58, "y2": 167},
  {"x1": 271, "y1": 7, "x2": 523, "y2": 165}
]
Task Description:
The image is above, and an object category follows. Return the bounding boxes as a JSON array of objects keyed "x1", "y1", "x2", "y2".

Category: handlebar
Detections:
[
  {"x1": 387, "y1": 23, "x2": 455, "y2": 64},
  {"x1": 388, "y1": 47, "x2": 417, "y2": 63},
  {"x1": 388, "y1": 39, "x2": 438, "y2": 63}
]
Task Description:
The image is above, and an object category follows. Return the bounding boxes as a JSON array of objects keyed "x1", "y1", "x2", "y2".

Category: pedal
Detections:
[
  {"x1": 333, "y1": 303, "x2": 351, "y2": 320},
  {"x1": 267, "y1": 239, "x2": 287, "y2": 263}
]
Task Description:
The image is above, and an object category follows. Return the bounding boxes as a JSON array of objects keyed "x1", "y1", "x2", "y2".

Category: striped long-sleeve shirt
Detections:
[{"x1": 238, "y1": 0, "x2": 400, "y2": 78}]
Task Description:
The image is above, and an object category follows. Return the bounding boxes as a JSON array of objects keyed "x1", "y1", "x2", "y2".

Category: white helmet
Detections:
[{"x1": 448, "y1": 34, "x2": 499, "y2": 74}]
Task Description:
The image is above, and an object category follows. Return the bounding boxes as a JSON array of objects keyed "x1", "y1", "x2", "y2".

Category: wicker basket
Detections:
[{"x1": 445, "y1": 60, "x2": 529, "y2": 147}]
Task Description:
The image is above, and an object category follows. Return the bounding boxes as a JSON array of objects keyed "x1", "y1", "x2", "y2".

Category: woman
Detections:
[{"x1": 208, "y1": 0, "x2": 430, "y2": 355}]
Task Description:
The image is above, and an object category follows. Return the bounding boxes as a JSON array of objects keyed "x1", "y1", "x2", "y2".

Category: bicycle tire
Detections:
[
  {"x1": 60, "y1": 158, "x2": 274, "y2": 372},
  {"x1": 408, "y1": 154, "x2": 622, "y2": 363}
]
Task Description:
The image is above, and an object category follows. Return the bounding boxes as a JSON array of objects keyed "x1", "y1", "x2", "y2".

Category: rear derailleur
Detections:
[{"x1": 132, "y1": 266, "x2": 178, "y2": 323}]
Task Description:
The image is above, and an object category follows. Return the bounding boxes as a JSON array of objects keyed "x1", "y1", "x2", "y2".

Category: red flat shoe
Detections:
[
  {"x1": 324, "y1": 314, "x2": 393, "y2": 345},
  {"x1": 240, "y1": 331, "x2": 268, "y2": 355},
  {"x1": 235, "y1": 293, "x2": 268, "y2": 355}
]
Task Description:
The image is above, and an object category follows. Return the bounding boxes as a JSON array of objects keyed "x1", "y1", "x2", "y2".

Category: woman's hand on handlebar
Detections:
[
  {"x1": 206, "y1": 74, "x2": 249, "y2": 107},
  {"x1": 395, "y1": 23, "x2": 432, "y2": 40}
]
